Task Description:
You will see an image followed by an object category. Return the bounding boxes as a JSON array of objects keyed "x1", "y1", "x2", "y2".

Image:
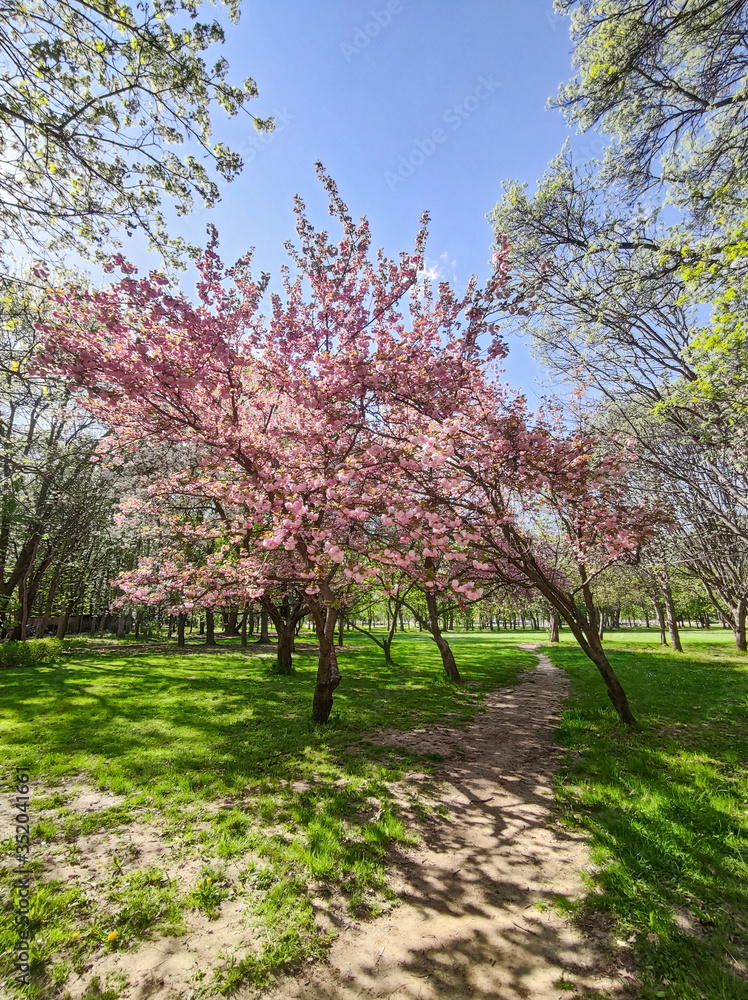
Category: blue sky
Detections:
[{"x1": 150, "y1": 2, "x2": 592, "y2": 398}]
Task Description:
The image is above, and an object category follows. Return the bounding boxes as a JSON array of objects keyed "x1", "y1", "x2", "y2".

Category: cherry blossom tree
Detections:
[
  {"x1": 40, "y1": 167, "x2": 660, "y2": 725},
  {"x1": 344, "y1": 567, "x2": 413, "y2": 666},
  {"x1": 39, "y1": 166, "x2": 533, "y2": 722},
  {"x1": 375, "y1": 392, "x2": 665, "y2": 724}
]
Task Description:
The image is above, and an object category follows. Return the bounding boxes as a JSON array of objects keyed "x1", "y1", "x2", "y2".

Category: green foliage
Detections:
[
  {"x1": 80, "y1": 975, "x2": 128, "y2": 1000},
  {"x1": 662, "y1": 229, "x2": 748, "y2": 444},
  {"x1": 0, "y1": 637, "x2": 62, "y2": 668},
  {"x1": 493, "y1": 3, "x2": 748, "y2": 561},
  {"x1": 0, "y1": 0, "x2": 272, "y2": 264},
  {"x1": 107, "y1": 867, "x2": 183, "y2": 938},
  {"x1": 548, "y1": 633, "x2": 748, "y2": 999},
  {"x1": 185, "y1": 865, "x2": 228, "y2": 919},
  {"x1": 553, "y1": 0, "x2": 748, "y2": 216},
  {"x1": 0, "y1": 278, "x2": 127, "y2": 650},
  {"x1": 30, "y1": 818, "x2": 56, "y2": 841}
]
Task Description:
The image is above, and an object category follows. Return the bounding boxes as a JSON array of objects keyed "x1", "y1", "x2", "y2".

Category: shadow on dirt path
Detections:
[{"x1": 262, "y1": 645, "x2": 631, "y2": 1000}]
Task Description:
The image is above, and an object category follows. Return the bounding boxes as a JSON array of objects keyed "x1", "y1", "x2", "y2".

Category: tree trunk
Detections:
[
  {"x1": 262, "y1": 595, "x2": 306, "y2": 670},
  {"x1": 225, "y1": 609, "x2": 239, "y2": 636},
  {"x1": 548, "y1": 609, "x2": 560, "y2": 643},
  {"x1": 308, "y1": 602, "x2": 341, "y2": 724},
  {"x1": 240, "y1": 608, "x2": 248, "y2": 649},
  {"x1": 259, "y1": 608, "x2": 270, "y2": 643},
  {"x1": 734, "y1": 600, "x2": 747, "y2": 652},
  {"x1": 35, "y1": 561, "x2": 65, "y2": 639},
  {"x1": 382, "y1": 632, "x2": 395, "y2": 664},
  {"x1": 337, "y1": 614, "x2": 344, "y2": 647},
  {"x1": 275, "y1": 621, "x2": 295, "y2": 674},
  {"x1": 177, "y1": 613, "x2": 186, "y2": 648},
  {"x1": 349, "y1": 597, "x2": 403, "y2": 666},
  {"x1": 33, "y1": 610, "x2": 48, "y2": 638},
  {"x1": 56, "y1": 612, "x2": 69, "y2": 639},
  {"x1": 424, "y1": 590, "x2": 461, "y2": 682},
  {"x1": 19, "y1": 539, "x2": 51, "y2": 641},
  {"x1": 567, "y1": 580, "x2": 637, "y2": 725},
  {"x1": 585, "y1": 632, "x2": 637, "y2": 725},
  {"x1": 19, "y1": 566, "x2": 31, "y2": 641},
  {"x1": 662, "y1": 583, "x2": 683, "y2": 652},
  {"x1": 8, "y1": 607, "x2": 22, "y2": 640},
  {"x1": 595, "y1": 606, "x2": 604, "y2": 641},
  {"x1": 205, "y1": 610, "x2": 218, "y2": 646},
  {"x1": 653, "y1": 599, "x2": 668, "y2": 645},
  {"x1": 116, "y1": 613, "x2": 126, "y2": 639}
]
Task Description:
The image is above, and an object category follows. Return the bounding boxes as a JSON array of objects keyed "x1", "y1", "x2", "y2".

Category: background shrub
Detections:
[{"x1": 0, "y1": 638, "x2": 63, "y2": 668}]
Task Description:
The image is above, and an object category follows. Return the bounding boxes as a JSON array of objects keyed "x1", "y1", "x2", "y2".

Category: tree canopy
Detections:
[
  {"x1": 0, "y1": 0, "x2": 271, "y2": 265},
  {"x1": 553, "y1": 0, "x2": 748, "y2": 221}
]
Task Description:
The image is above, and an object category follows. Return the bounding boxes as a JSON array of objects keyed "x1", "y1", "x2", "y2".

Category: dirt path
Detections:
[{"x1": 263, "y1": 645, "x2": 626, "y2": 1000}]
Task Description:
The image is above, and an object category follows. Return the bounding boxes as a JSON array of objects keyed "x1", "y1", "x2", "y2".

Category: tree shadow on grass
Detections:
[
  {"x1": 262, "y1": 651, "x2": 621, "y2": 999},
  {"x1": 0, "y1": 636, "x2": 535, "y2": 786},
  {"x1": 549, "y1": 642, "x2": 748, "y2": 1000},
  {"x1": 0, "y1": 637, "x2": 555, "y2": 997}
]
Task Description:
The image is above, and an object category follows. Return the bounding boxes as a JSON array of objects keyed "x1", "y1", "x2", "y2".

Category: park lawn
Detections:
[
  {"x1": 0, "y1": 630, "x2": 532, "y2": 999},
  {"x1": 546, "y1": 630, "x2": 748, "y2": 1000}
]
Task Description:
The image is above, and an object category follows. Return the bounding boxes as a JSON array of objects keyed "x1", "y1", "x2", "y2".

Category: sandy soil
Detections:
[{"x1": 259, "y1": 645, "x2": 632, "y2": 1000}]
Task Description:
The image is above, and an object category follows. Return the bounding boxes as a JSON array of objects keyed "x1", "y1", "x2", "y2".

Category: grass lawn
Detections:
[
  {"x1": 5, "y1": 623, "x2": 747, "y2": 1000},
  {"x1": 545, "y1": 627, "x2": 748, "y2": 1000},
  {"x1": 0, "y1": 629, "x2": 532, "y2": 999}
]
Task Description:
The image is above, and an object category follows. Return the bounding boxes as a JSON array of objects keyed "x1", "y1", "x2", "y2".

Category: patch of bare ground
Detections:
[
  {"x1": 64, "y1": 895, "x2": 254, "y2": 1000},
  {"x1": 259, "y1": 644, "x2": 633, "y2": 1000},
  {"x1": 0, "y1": 778, "x2": 126, "y2": 847},
  {"x1": 0, "y1": 780, "x2": 259, "y2": 1000}
]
